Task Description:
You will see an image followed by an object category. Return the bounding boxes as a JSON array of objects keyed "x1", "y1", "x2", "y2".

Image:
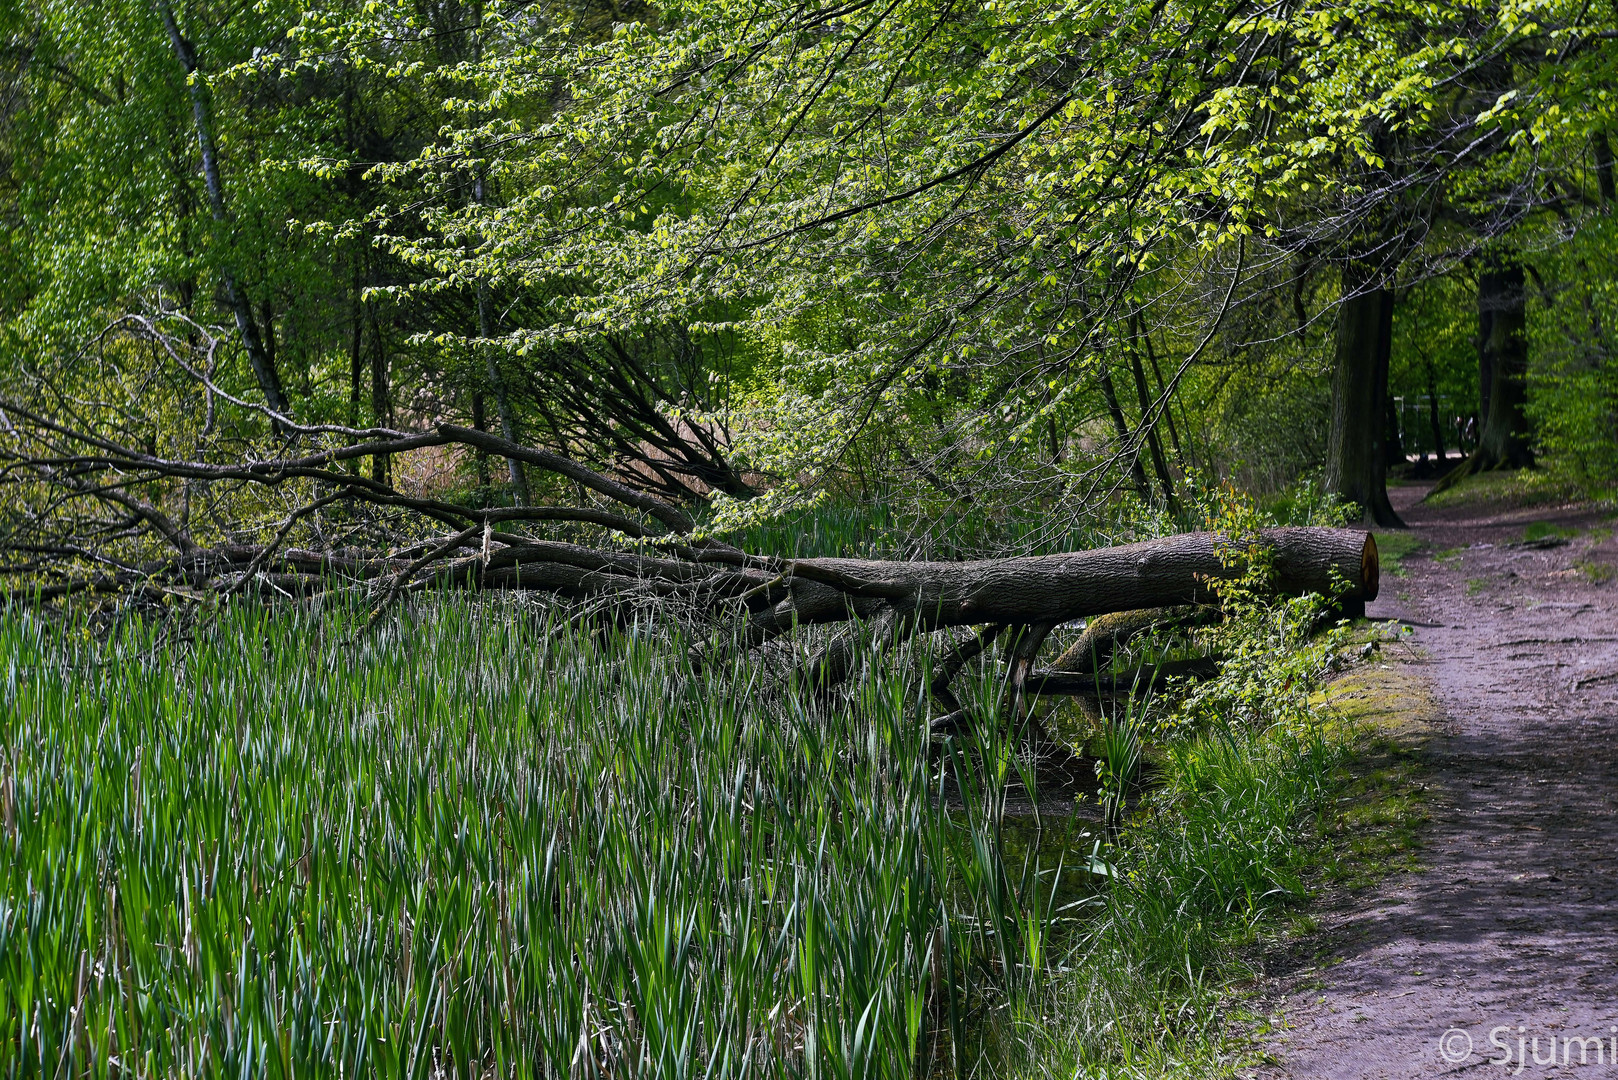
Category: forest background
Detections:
[
  {"x1": 1, "y1": 0, "x2": 1614, "y2": 551},
  {"x1": 0, "y1": 0, "x2": 1616, "y2": 1077}
]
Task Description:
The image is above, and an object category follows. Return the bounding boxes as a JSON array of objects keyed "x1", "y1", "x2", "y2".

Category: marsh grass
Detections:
[
  {"x1": 0, "y1": 597, "x2": 1088, "y2": 1079},
  {"x1": 977, "y1": 583, "x2": 1380, "y2": 1077},
  {"x1": 971, "y1": 719, "x2": 1348, "y2": 1079}
]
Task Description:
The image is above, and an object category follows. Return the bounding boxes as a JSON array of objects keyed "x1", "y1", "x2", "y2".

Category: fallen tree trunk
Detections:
[
  {"x1": 1, "y1": 337, "x2": 1377, "y2": 692},
  {"x1": 1028, "y1": 657, "x2": 1222, "y2": 697},
  {"x1": 779, "y1": 527, "x2": 1377, "y2": 632},
  {"x1": 0, "y1": 318, "x2": 1387, "y2": 740},
  {"x1": 1048, "y1": 606, "x2": 1214, "y2": 674}
]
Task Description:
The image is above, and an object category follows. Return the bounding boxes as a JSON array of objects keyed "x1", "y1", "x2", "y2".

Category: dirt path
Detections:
[{"x1": 1258, "y1": 483, "x2": 1618, "y2": 1079}]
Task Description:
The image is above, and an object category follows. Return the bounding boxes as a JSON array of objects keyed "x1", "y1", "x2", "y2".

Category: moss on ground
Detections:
[
  {"x1": 1523, "y1": 520, "x2": 1579, "y2": 543},
  {"x1": 1308, "y1": 656, "x2": 1438, "y2": 888},
  {"x1": 1220, "y1": 655, "x2": 1440, "y2": 1076},
  {"x1": 1420, "y1": 469, "x2": 1585, "y2": 511},
  {"x1": 1577, "y1": 558, "x2": 1616, "y2": 585}
]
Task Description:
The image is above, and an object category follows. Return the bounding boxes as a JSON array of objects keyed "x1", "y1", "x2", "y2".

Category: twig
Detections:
[
  {"x1": 221, "y1": 490, "x2": 348, "y2": 599},
  {"x1": 362, "y1": 525, "x2": 483, "y2": 634}
]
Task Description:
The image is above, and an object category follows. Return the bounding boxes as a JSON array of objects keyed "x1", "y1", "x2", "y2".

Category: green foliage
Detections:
[
  {"x1": 973, "y1": 490, "x2": 1383, "y2": 1073},
  {"x1": 1389, "y1": 274, "x2": 1481, "y2": 457},
  {"x1": 1528, "y1": 215, "x2": 1618, "y2": 492},
  {"x1": 4, "y1": 0, "x2": 1616, "y2": 520},
  {"x1": 5, "y1": 0, "x2": 1616, "y2": 1072},
  {"x1": 993, "y1": 631, "x2": 1372, "y2": 1076}
]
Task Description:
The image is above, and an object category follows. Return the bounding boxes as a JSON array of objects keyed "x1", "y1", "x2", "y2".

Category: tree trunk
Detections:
[
  {"x1": 370, "y1": 310, "x2": 391, "y2": 486},
  {"x1": 348, "y1": 281, "x2": 364, "y2": 432},
  {"x1": 1474, "y1": 260, "x2": 1534, "y2": 469},
  {"x1": 1477, "y1": 289, "x2": 1494, "y2": 429},
  {"x1": 1098, "y1": 364, "x2": 1151, "y2": 499},
  {"x1": 1325, "y1": 263, "x2": 1403, "y2": 526},
  {"x1": 1141, "y1": 325, "x2": 1186, "y2": 462},
  {"x1": 158, "y1": 1, "x2": 288, "y2": 418},
  {"x1": 1050, "y1": 606, "x2": 1214, "y2": 674},
  {"x1": 783, "y1": 527, "x2": 1377, "y2": 630},
  {"x1": 470, "y1": 392, "x2": 493, "y2": 488},
  {"x1": 1030, "y1": 657, "x2": 1222, "y2": 696},
  {"x1": 1434, "y1": 259, "x2": 1535, "y2": 493},
  {"x1": 2, "y1": 353, "x2": 1380, "y2": 649},
  {"x1": 1424, "y1": 358, "x2": 1445, "y2": 462},
  {"x1": 1130, "y1": 349, "x2": 1180, "y2": 518},
  {"x1": 477, "y1": 291, "x2": 531, "y2": 504},
  {"x1": 347, "y1": 279, "x2": 364, "y2": 475}
]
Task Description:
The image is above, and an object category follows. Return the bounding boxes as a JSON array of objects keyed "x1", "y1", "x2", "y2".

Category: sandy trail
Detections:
[{"x1": 1258, "y1": 483, "x2": 1618, "y2": 1079}]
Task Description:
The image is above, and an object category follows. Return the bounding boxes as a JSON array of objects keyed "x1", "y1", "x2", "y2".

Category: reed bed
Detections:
[{"x1": 0, "y1": 598, "x2": 1076, "y2": 1079}]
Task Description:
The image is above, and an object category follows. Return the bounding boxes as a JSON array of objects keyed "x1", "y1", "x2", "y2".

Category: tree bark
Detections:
[
  {"x1": 0, "y1": 351, "x2": 1379, "y2": 672},
  {"x1": 370, "y1": 308, "x2": 391, "y2": 486},
  {"x1": 470, "y1": 392, "x2": 493, "y2": 488},
  {"x1": 1424, "y1": 357, "x2": 1446, "y2": 461},
  {"x1": 477, "y1": 286, "x2": 531, "y2": 504},
  {"x1": 1434, "y1": 258, "x2": 1535, "y2": 492},
  {"x1": 1004, "y1": 622, "x2": 1056, "y2": 727},
  {"x1": 1129, "y1": 349, "x2": 1180, "y2": 518},
  {"x1": 1325, "y1": 262, "x2": 1403, "y2": 526},
  {"x1": 348, "y1": 277, "x2": 364, "y2": 430},
  {"x1": 1049, "y1": 606, "x2": 1213, "y2": 674},
  {"x1": 1477, "y1": 279, "x2": 1494, "y2": 429},
  {"x1": 1030, "y1": 657, "x2": 1221, "y2": 696},
  {"x1": 1138, "y1": 318, "x2": 1184, "y2": 462}
]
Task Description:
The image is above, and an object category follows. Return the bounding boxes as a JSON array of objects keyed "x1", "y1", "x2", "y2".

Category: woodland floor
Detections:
[{"x1": 1255, "y1": 481, "x2": 1618, "y2": 1079}]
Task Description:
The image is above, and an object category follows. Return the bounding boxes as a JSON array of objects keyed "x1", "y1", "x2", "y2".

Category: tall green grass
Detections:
[
  {"x1": 992, "y1": 585, "x2": 1362, "y2": 1077},
  {"x1": 979, "y1": 723, "x2": 1346, "y2": 1078},
  {"x1": 0, "y1": 598, "x2": 1075, "y2": 1079}
]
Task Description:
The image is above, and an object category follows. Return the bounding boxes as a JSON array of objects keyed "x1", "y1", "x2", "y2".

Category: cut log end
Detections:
[{"x1": 1362, "y1": 532, "x2": 1379, "y2": 602}]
